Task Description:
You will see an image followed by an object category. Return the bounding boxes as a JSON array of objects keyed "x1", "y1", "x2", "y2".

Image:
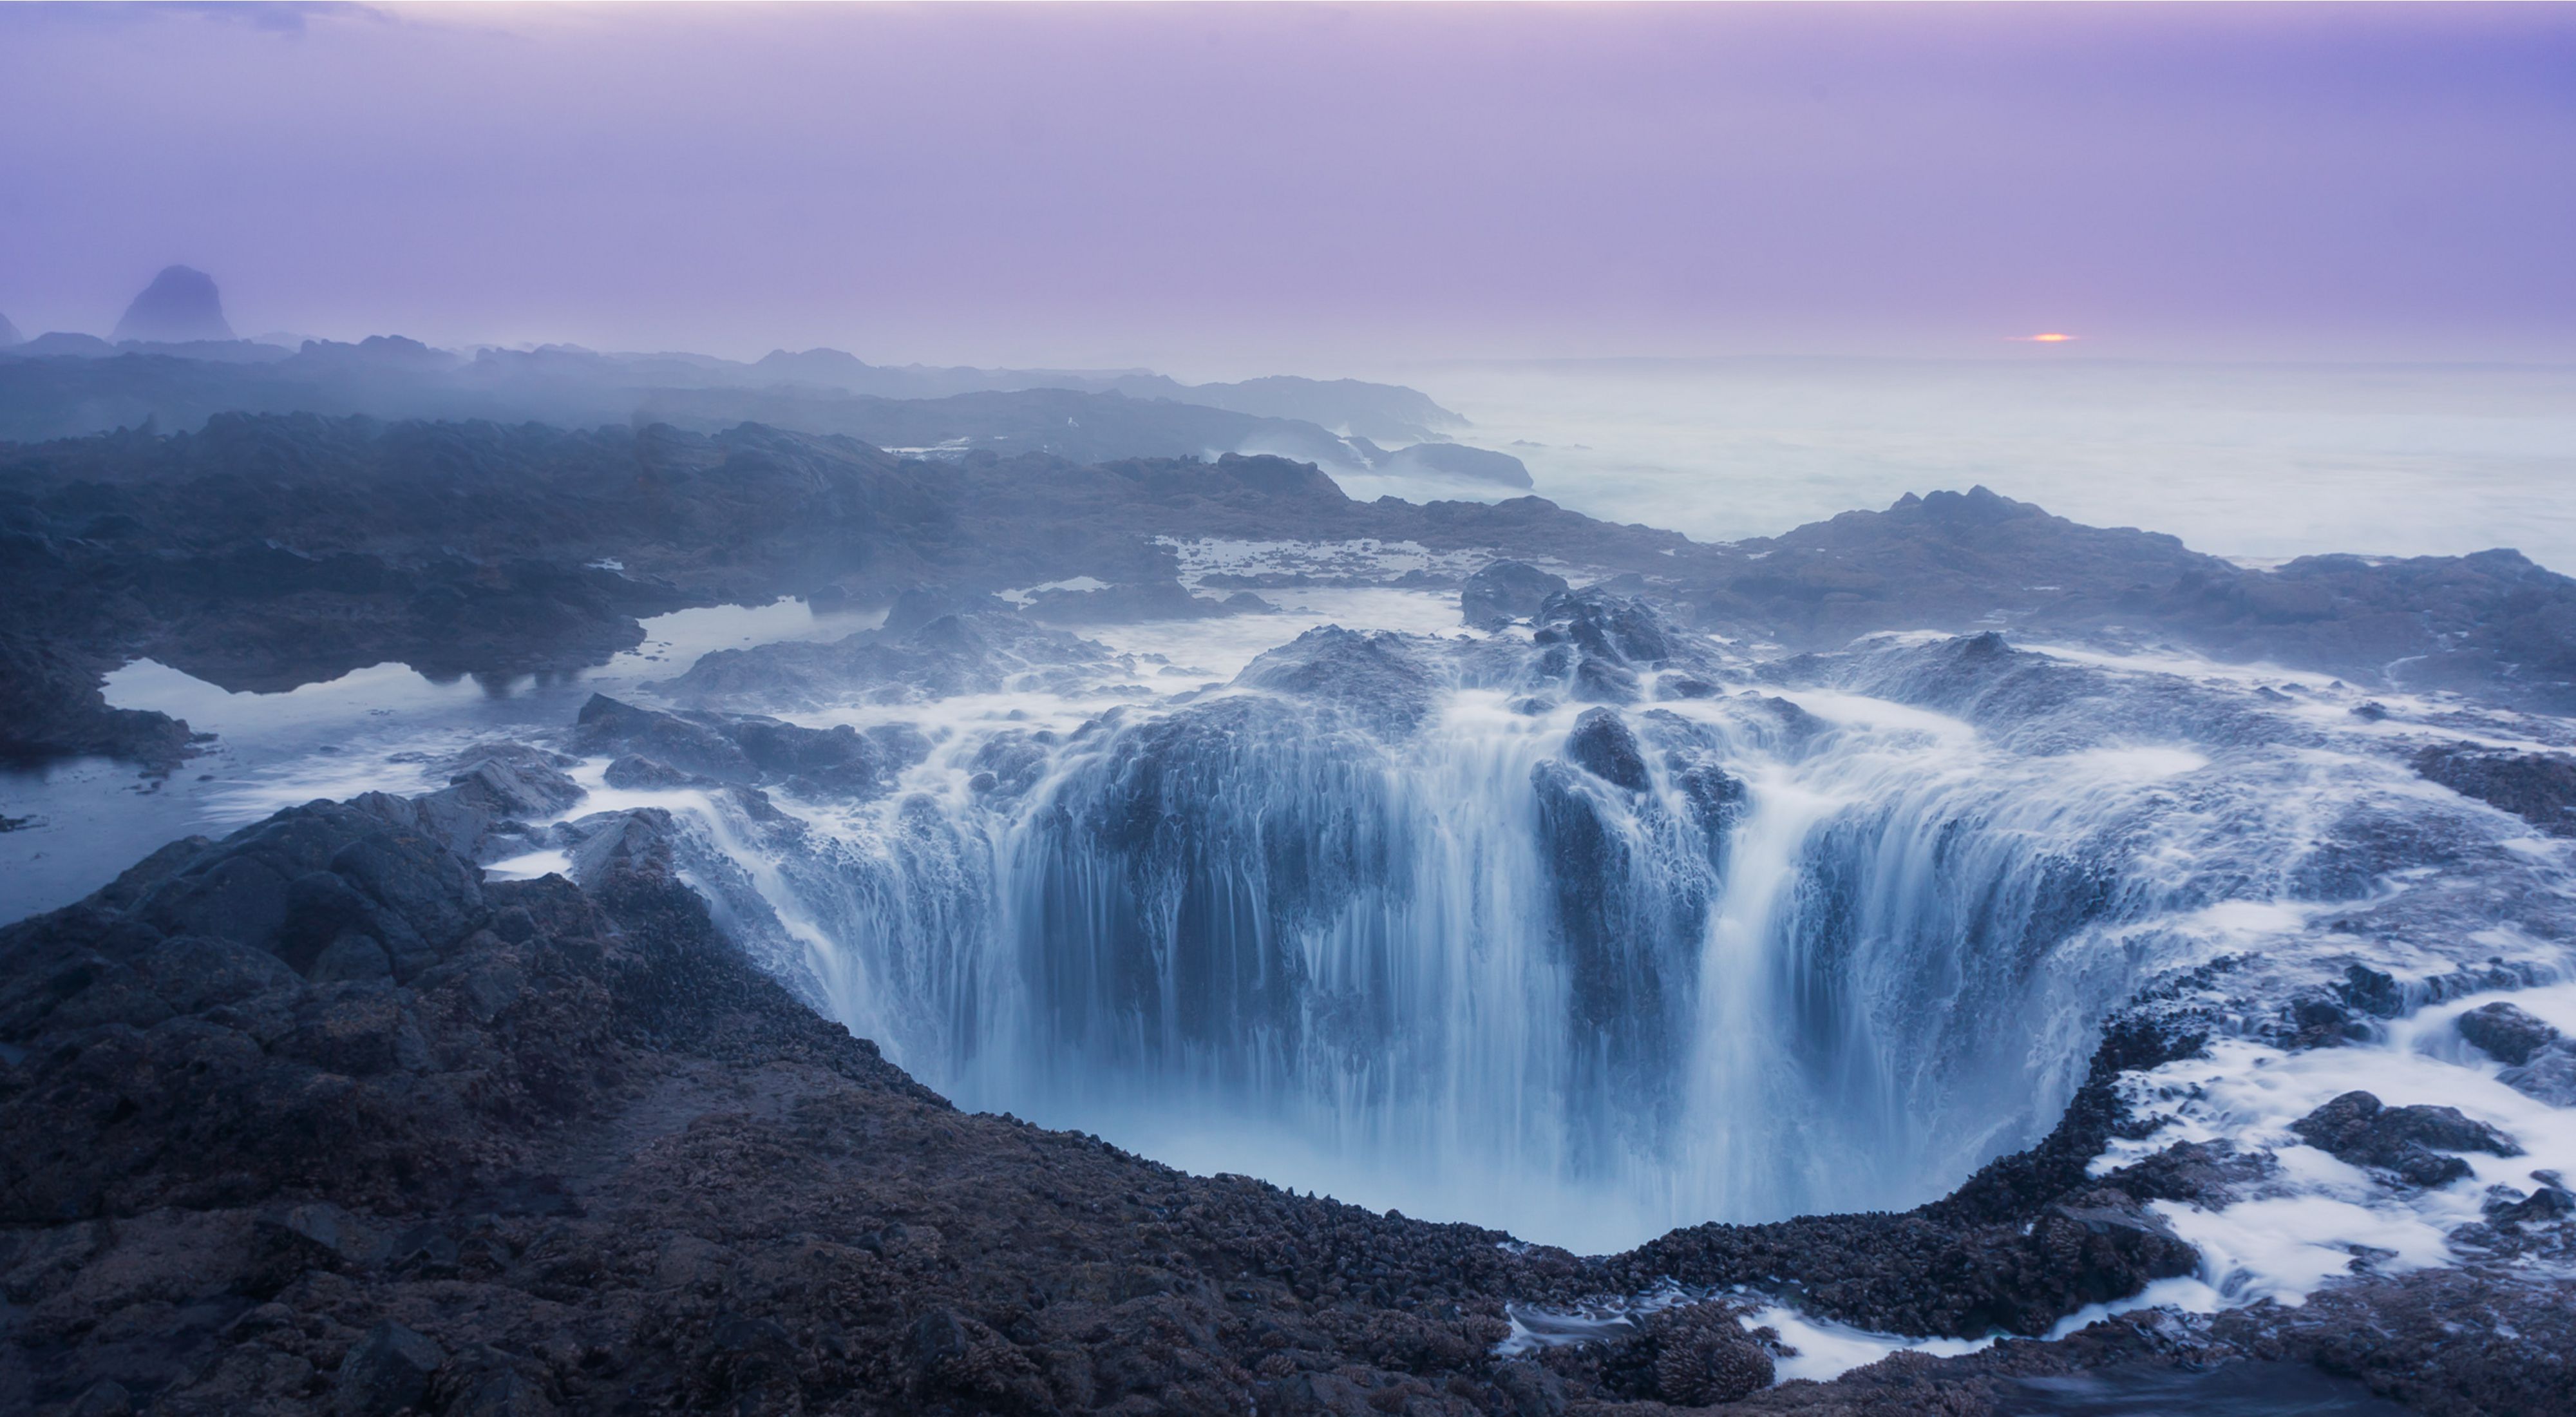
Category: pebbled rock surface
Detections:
[
  {"x1": 2289, "y1": 1091, "x2": 2523, "y2": 1189},
  {"x1": 1460, "y1": 560, "x2": 1571, "y2": 630},
  {"x1": 2412, "y1": 743, "x2": 2576, "y2": 837},
  {"x1": 569, "y1": 695, "x2": 925, "y2": 800},
  {"x1": 11, "y1": 418, "x2": 2576, "y2": 770},
  {"x1": 652, "y1": 611, "x2": 1132, "y2": 714},
  {"x1": 2457, "y1": 1002, "x2": 2562, "y2": 1067},
  {"x1": 10, "y1": 781, "x2": 2560, "y2": 1412}
]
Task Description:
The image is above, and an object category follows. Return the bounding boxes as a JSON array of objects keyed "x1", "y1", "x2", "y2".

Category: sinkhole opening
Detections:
[{"x1": 645, "y1": 681, "x2": 2259, "y2": 1254}]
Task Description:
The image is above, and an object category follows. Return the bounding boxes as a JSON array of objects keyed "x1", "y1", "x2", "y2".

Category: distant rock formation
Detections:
[
  {"x1": 0, "y1": 311, "x2": 19, "y2": 347},
  {"x1": 111, "y1": 265, "x2": 234, "y2": 343},
  {"x1": 3, "y1": 331, "x2": 117, "y2": 359},
  {"x1": 1378, "y1": 440, "x2": 1534, "y2": 489}
]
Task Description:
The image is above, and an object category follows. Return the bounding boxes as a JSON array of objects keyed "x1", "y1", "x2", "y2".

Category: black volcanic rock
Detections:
[
  {"x1": 6, "y1": 779, "x2": 2575, "y2": 1411},
  {"x1": 1460, "y1": 559, "x2": 1570, "y2": 629},
  {"x1": 1019, "y1": 577, "x2": 1249, "y2": 625},
  {"x1": 0, "y1": 631, "x2": 195, "y2": 771},
  {"x1": 1564, "y1": 707, "x2": 1650, "y2": 791},
  {"x1": 1378, "y1": 441, "x2": 1534, "y2": 489},
  {"x1": 571, "y1": 694, "x2": 913, "y2": 799},
  {"x1": 2414, "y1": 743, "x2": 2576, "y2": 837},
  {"x1": 111, "y1": 265, "x2": 235, "y2": 344},
  {"x1": 654, "y1": 609, "x2": 1124, "y2": 713},
  {"x1": 10, "y1": 412, "x2": 2576, "y2": 783},
  {"x1": 2290, "y1": 1090, "x2": 2521, "y2": 1187},
  {"x1": 2459, "y1": 1002, "x2": 2562, "y2": 1067},
  {"x1": 1236, "y1": 626, "x2": 1441, "y2": 737}
]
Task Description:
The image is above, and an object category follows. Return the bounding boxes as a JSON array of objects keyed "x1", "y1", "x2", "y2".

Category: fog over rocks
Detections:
[
  {"x1": 5, "y1": 383, "x2": 2576, "y2": 1416},
  {"x1": 8, "y1": 412, "x2": 2573, "y2": 774},
  {"x1": 110, "y1": 265, "x2": 236, "y2": 345}
]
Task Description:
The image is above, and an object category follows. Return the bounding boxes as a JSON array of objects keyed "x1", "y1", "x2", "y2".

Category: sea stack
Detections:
[{"x1": 111, "y1": 265, "x2": 234, "y2": 343}]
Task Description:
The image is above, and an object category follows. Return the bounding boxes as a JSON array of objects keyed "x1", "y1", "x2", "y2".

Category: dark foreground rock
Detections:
[
  {"x1": 1459, "y1": 560, "x2": 1570, "y2": 630},
  {"x1": 1, "y1": 788, "x2": 2570, "y2": 1414},
  {"x1": 2412, "y1": 743, "x2": 2576, "y2": 837},
  {"x1": 12, "y1": 417, "x2": 2576, "y2": 774},
  {"x1": 2289, "y1": 1091, "x2": 2522, "y2": 1189}
]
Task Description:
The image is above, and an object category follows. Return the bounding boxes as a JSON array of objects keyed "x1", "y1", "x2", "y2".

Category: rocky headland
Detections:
[{"x1": 5, "y1": 415, "x2": 2574, "y2": 773}]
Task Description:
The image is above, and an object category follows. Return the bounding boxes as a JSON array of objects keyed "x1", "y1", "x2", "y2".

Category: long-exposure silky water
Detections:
[{"x1": 532, "y1": 593, "x2": 2564, "y2": 1256}]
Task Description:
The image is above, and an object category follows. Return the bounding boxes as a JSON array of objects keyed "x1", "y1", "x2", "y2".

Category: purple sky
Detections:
[{"x1": 3, "y1": 3, "x2": 2571, "y2": 369}]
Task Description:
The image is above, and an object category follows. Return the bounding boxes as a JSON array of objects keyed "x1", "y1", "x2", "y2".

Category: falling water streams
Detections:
[
  {"x1": 535, "y1": 599, "x2": 2574, "y2": 1256},
  {"x1": 21, "y1": 570, "x2": 2576, "y2": 1304}
]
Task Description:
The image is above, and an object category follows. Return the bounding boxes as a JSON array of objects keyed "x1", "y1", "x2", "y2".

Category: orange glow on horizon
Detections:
[{"x1": 2016, "y1": 332, "x2": 2078, "y2": 343}]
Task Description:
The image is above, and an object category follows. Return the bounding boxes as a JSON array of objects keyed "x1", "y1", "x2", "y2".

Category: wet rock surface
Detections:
[
  {"x1": 2412, "y1": 743, "x2": 2576, "y2": 837},
  {"x1": 2457, "y1": 1002, "x2": 2562, "y2": 1066},
  {"x1": 5, "y1": 776, "x2": 2562, "y2": 1414},
  {"x1": 2289, "y1": 1091, "x2": 2522, "y2": 1188},
  {"x1": 652, "y1": 610, "x2": 1127, "y2": 714},
  {"x1": 10, "y1": 417, "x2": 2576, "y2": 772},
  {"x1": 1460, "y1": 560, "x2": 1570, "y2": 630}
]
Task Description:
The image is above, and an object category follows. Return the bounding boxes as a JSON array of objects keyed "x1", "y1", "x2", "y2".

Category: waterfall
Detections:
[{"x1": 587, "y1": 620, "x2": 2542, "y2": 1253}]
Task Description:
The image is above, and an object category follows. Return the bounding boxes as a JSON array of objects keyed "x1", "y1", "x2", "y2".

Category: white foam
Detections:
[
  {"x1": 1745, "y1": 1305, "x2": 1996, "y2": 1384},
  {"x1": 2087, "y1": 982, "x2": 2576, "y2": 1326},
  {"x1": 484, "y1": 848, "x2": 573, "y2": 881}
]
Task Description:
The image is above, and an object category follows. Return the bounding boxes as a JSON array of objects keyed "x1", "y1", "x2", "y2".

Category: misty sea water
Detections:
[{"x1": 1349, "y1": 357, "x2": 2576, "y2": 575}]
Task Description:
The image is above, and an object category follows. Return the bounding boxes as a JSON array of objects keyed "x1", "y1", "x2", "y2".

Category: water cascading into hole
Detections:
[{"x1": 661, "y1": 681, "x2": 2275, "y2": 1253}]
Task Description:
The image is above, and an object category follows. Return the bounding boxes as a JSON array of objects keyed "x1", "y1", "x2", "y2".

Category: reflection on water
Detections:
[
  {"x1": 2000, "y1": 1362, "x2": 2412, "y2": 1416},
  {"x1": 0, "y1": 598, "x2": 875, "y2": 924}
]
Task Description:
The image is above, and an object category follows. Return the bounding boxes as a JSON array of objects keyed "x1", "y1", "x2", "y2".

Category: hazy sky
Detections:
[{"x1": 3, "y1": 3, "x2": 2570, "y2": 370}]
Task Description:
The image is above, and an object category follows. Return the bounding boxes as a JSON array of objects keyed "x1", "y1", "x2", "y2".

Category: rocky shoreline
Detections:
[
  {"x1": 7, "y1": 415, "x2": 2576, "y2": 1415},
  {"x1": 8, "y1": 415, "x2": 2576, "y2": 775},
  {"x1": 2, "y1": 743, "x2": 2568, "y2": 1416}
]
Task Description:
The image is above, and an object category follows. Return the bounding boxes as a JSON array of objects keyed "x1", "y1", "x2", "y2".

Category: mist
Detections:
[{"x1": 3, "y1": 2, "x2": 2572, "y2": 366}]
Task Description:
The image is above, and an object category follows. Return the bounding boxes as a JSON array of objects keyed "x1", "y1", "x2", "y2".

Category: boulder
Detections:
[
  {"x1": 332, "y1": 1321, "x2": 446, "y2": 1416},
  {"x1": 2291, "y1": 1090, "x2": 2521, "y2": 1187},
  {"x1": 2458, "y1": 1002, "x2": 2562, "y2": 1066},
  {"x1": 1461, "y1": 560, "x2": 1570, "y2": 629},
  {"x1": 1564, "y1": 708, "x2": 1649, "y2": 792},
  {"x1": 112, "y1": 265, "x2": 234, "y2": 344},
  {"x1": 1236, "y1": 627, "x2": 1439, "y2": 739}
]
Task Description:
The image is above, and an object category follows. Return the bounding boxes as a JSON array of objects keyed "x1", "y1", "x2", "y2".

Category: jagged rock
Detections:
[
  {"x1": 333, "y1": 1321, "x2": 446, "y2": 1416},
  {"x1": 5, "y1": 777, "x2": 2562, "y2": 1412},
  {"x1": 573, "y1": 694, "x2": 906, "y2": 797},
  {"x1": 440, "y1": 1351, "x2": 558, "y2": 1416},
  {"x1": 1378, "y1": 441, "x2": 1534, "y2": 488},
  {"x1": 1535, "y1": 589, "x2": 1672, "y2": 667},
  {"x1": 2483, "y1": 1182, "x2": 2576, "y2": 1224},
  {"x1": 1654, "y1": 1326, "x2": 1773, "y2": 1405},
  {"x1": 573, "y1": 695, "x2": 755, "y2": 779},
  {"x1": 2336, "y1": 964, "x2": 2407, "y2": 1019},
  {"x1": 112, "y1": 265, "x2": 235, "y2": 343},
  {"x1": 2459, "y1": 1001, "x2": 2562, "y2": 1066},
  {"x1": 307, "y1": 931, "x2": 393, "y2": 983},
  {"x1": 654, "y1": 610, "x2": 1121, "y2": 712},
  {"x1": 600, "y1": 754, "x2": 714, "y2": 790},
  {"x1": 1461, "y1": 560, "x2": 1571, "y2": 629},
  {"x1": 1491, "y1": 1360, "x2": 1566, "y2": 1417},
  {"x1": 1564, "y1": 708, "x2": 1649, "y2": 792},
  {"x1": 1237, "y1": 626, "x2": 1439, "y2": 737},
  {"x1": 883, "y1": 585, "x2": 1017, "y2": 636},
  {"x1": 1021, "y1": 576, "x2": 1251, "y2": 625},
  {"x1": 2291, "y1": 1090, "x2": 2521, "y2": 1187},
  {"x1": 2414, "y1": 743, "x2": 2576, "y2": 837},
  {"x1": 2500, "y1": 1041, "x2": 2576, "y2": 1106}
]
